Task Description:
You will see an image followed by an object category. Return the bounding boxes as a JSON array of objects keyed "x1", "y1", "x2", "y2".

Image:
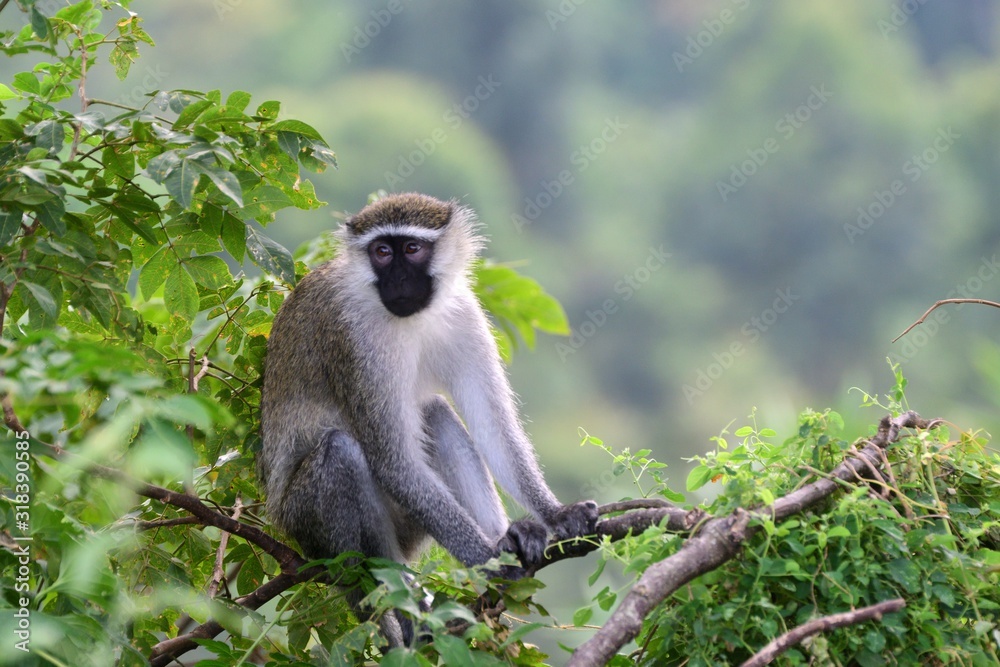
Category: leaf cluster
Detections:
[
  {"x1": 0, "y1": 3, "x2": 571, "y2": 665},
  {"x1": 582, "y1": 407, "x2": 1000, "y2": 666}
]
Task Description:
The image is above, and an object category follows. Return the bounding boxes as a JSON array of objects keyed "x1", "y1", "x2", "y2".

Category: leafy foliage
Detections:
[
  {"x1": 581, "y1": 397, "x2": 1000, "y2": 666},
  {"x1": 0, "y1": 3, "x2": 569, "y2": 665},
  {"x1": 1, "y1": 3, "x2": 997, "y2": 667}
]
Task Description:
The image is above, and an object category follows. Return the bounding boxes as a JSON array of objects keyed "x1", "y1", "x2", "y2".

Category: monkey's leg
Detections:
[
  {"x1": 280, "y1": 430, "x2": 413, "y2": 645},
  {"x1": 282, "y1": 429, "x2": 405, "y2": 561},
  {"x1": 422, "y1": 396, "x2": 509, "y2": 541}
]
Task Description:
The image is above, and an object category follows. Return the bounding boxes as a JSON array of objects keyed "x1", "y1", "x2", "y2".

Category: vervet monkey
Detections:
[{"x1": 259, "y1": 192, "x2": 598, "y2": 642}]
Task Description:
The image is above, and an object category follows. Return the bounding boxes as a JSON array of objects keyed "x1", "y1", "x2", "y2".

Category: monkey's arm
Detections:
[
  {"x1": 354, "y1": 405, "x2": 503, "y2": 567},
  {"x1": 445, "y1": 302, "x2": 598, "y2": 539}
]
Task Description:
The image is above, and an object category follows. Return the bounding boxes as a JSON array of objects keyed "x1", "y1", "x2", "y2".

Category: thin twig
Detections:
[
  {"x1": 207, "y1": 496, "x2": 243, "y2": 598},
  {"x1": 892, "y1": 298, "x2": 1000, "y2": 343},
  {"x1": 129, "y1": 516, "x2": 201, "y2": 530},
  {"x1": 68, "y1": 27, "x2": 89, "y2": 161}
]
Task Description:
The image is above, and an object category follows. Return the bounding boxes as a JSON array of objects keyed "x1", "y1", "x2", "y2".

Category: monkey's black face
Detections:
[{"x1": 368, "y1": 235, "x2": 436, "y2": 317}]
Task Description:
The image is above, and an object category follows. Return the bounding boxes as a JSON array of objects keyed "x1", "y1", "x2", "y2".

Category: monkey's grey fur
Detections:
[{"x1": 259, "y1": 193, "x2": 598, "y2": 644}]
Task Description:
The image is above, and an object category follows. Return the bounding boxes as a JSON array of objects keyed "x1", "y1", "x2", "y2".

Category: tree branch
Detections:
[
  {"x1": 740, "y1": 599, "x2": 906, "y2": 667},
  {"x1": 148, "y1": 566, "x2": 326, "y2": 666},
  {"x1": 566, "y1": 411, "x2": 937, "y2": 667},
  {"x1": 892, "y1": 298, "x2": 1000, "y2": 342},
  {"x1": 535, "y1": 505, "x2": 707, "y2": 571}
]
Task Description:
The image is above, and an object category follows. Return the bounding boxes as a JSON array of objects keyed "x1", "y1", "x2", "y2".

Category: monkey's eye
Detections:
[
  {"x1": 404, "y1": 241, "x2": 422, "y2": 254},
  {"x1": 369, "y1": 242, "x2": 394, "y2": 267}
]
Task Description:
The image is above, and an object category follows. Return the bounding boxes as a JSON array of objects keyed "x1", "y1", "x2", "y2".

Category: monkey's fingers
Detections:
[
  {"x1": 551, "y1": 500, "x2": 600, "y2": 541},
  {"x1": 498, "y1": 519, "x2": 549, "y2": 569}
]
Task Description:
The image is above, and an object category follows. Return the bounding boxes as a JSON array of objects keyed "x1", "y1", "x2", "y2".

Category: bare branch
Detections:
[
  {"x1": 892, "y1": 298, "x2": 1000, "y2": 343},
  {"x1": 740, "y1": 599, "x2": 906, "y2": 667},
  {"x1": 536, "y1": 505, "x2": 707, "y2": 571},
  {"x1": 599, "y1": 498, "x2": 675, "y2": 514},
  {"x1": 130, "y1": 516, "x2": 201, "y2": 530}
]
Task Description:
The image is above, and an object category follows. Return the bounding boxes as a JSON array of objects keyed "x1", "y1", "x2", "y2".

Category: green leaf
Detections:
[
  {"x1": 29, "y1": 120, "x2": 65, "y2": 154},
  {"x1": 109, "y1": 39, "x2": 139, "y2": 80},
  {"x1": 145, "y1": 150, "x2": 181, "y2": 183},
  {"x1": 35, "y1": 194, "x2": 66, "y2": 235},
  {"x1": 164, "y1": 264, "x2": 198, "y2": 319},
  {"x1": 155, "y1": 394, "x2": 230, "y2": 431},
  {"x1": 103, "y1": 145, "x2": 135, "y2": 180},
  {"x1": 301, "y1": 140, "x2": 338, "y2": 171},
  {"x1": 242, "y1": 184, "x2": 292, "y2": 222},
  {"x1": 886, "y1": 558, "x2": 922, "y2": 593},
  {"x1": 276, "y1": 131, "x2": 300, "y2": 160},
  {"x1": 255, "y1": 100, "x2": 280, "y2": 120},
  {"x1": 139, "y1": 246, "x2": 174, "y2": 300},
  {"x1": 57, "y1": 1, "x2": 98, "y2": 26},
  {"x1": 826, "y1": 525, "x2": 851, "y2": 539},
  {"x1": 686, "y1": 464, "x2": 713, "y2": 491},
  {"x1": 182, "y1": 255, "x2": 231, "y2": 290},
  {"x1": 163, "y1": 159, "x2": 200, "y2": 209},
  {"x1": 29, "y1": 6, "x2": 49, "y2": 39},
  {"x1": 245, "y1": 225, "x2": 294, "y2": 283},
  {"x1": 21, "y1": 281, "x2": 56, "y2": 318},
  {"x1": 270, "y1": 119, "x2": 324, "y2": 140},
  {"x1": 573, "y1": 606, "x2": 594, "y2": 626},
  {"x1": 225, "y1": 90, "x2": 252, "y2": 112},
  {"x1": 219, "y1": 211, "x2": 245, "y2": 263},
  {"x1": 172, "y1": 98, "x2": 214, "y2": 129},
  {"x1": 433, "y1": 634, "x2": 476, "y2": 665},
  {"x1": 0, "y1": 118, "x2": 24, "y2": 140},
  {"x1": 190, "y1": 162, "x2": 243, "y2": 207},
  {"x1": 0, "y1": 84, "x2": 18, "y2": 101},
  {"x1": 12, "y1": 72, "x2": 40, "y2": 95},
  {"x1": 0, "y1": 209, "x2": 22, "y2": 246}
]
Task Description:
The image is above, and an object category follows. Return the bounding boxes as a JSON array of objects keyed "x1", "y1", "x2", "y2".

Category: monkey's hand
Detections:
[
  {"x1": 496, "y1": 519, "x2": 549, "y2": 575},
  {"x1": 550, "y1": 500, "x2": 600, "y2": 542}
]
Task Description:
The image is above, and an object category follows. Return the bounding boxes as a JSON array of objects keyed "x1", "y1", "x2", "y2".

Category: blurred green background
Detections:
[
  {"x1": 114, "y1": 0, "x2": 1000, "y2": 497},
  {"x1": 94, "y1": 0, "x2": 1000, "y2": 500},
  {"x1": 12, "y1": 0, "x2": 1000, "y2": 645}
]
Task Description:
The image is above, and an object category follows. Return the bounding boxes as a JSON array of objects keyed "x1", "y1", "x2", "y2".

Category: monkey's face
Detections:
[{"x1": 368, "y1": 235, "x2": 436, "y2": 317}]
